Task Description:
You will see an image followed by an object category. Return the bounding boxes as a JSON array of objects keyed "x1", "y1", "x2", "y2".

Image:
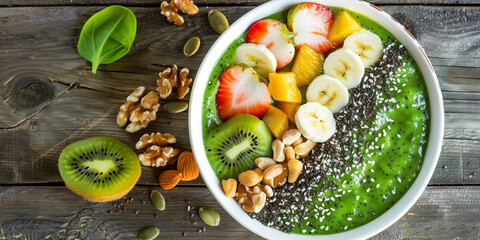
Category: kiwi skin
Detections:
[
  {"x1": 64, "y1": 177, "x2": 139, "y2": 202},
  {"x1": 58, "y1": 136, "x2": 141, "y2": 202}
]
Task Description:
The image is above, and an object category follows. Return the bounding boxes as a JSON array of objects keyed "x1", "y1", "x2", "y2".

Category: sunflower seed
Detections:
[
  {"x1": 138, "y1": 226, "x2": 159, "y2": 240},
  {"x1": 150, "y1": 190, "x2": 165, "y2": 211},
  {"x1": 198, "y1": 207, "x2": 220, "y2": 226},
  {"x1": 164, "y1": 101, "x2": 188, "y2": 113},
  {"x1": 208, "y1": 10, "x2": 229, "y2": 34},
  {"x1": 183, "y1": 37, "x2": 201, "y2": 57}
]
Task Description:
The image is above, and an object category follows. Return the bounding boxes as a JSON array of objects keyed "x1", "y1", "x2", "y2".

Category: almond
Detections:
[
  {"x1": 158, "y1": 170, "x2": 182, "y2": 190},
  {"x1": 177, "y1": 151, "x2": 199, "y2": 181}
]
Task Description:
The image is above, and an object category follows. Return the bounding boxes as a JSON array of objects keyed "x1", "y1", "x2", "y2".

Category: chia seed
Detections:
[{"x1": 248, "y1": 39, "x2": 409, "y2": 233}]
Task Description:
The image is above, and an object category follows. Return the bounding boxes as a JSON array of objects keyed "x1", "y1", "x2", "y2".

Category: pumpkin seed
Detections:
[
  {"x1": 198, "y1": 207, "x2": 220, "y2": 226},
  {"x1": 164, "y1": 101, "x2": 188, "y2": 113},
  {"x1": 183, "y1": 37, "x2": 201, "y2": 57},
  {"x1": 208, "y1": 10, "x2": 229, "y2": 34},
  {"x1": 138, "y1": 226, "x2": 159, "y2": 240},
  {"x1": 150, "y1": 190, "x2": 165, "y2": 211}
]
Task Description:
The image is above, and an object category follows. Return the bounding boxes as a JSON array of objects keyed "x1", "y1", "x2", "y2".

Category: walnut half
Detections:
[
  {"x1": 117, "y1": 86, "x2": 160, "y2": 133},
  {"x1": 161, "y1": 1, "x2": 185, "y2": 26},
  {"x1": 156, "y1": 65, "x2": 192, "y2": 99},
  {"x1": 235, "y1": 183, "x2": 273, "y2": 213},
  {"x1": 138, "y1": 145, "x2": 181, "y2": 167}
]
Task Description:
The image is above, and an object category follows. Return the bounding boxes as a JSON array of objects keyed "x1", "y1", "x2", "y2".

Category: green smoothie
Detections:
[{"x1": 202, "y1": 6, "x2": 430, "y2": 235}]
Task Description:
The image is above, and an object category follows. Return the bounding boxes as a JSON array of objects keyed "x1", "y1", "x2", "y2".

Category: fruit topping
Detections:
[
  {"x1": 205, "y1": 114, "x2": 273, "y2": 179},
  {"x1": 216, "y1": 66, "x2": 271, "y2": 121},
  {"x1": 287, "y1": 3, "x2": 339, "y2": 53},
  {"x1": 343, "y1": 30, "x2": 383, "y2": 68},
  {"x1": 235, "y1": 43, "x2": 277, "y2": 79},
  {"x1": 58, "y1": 136, "x2": 141, "y2": 202},
  {"x1": 295, "y1": 102, "x2": 336, "y2": 143},
  {"x1": 275, "y1": 101, "x2": 300, "y2": 124},
  {"x1": 329, "y1": 11, "x2": 363, "y2": 44},
  {"x1": 262, "y1": 106, "x2": 289, "y2": 140},
  {"x1": 291, "y1": 44, "x2": 325, "y2": 87},
  {"x1": 268, "y1": 72, "x2": 302, "y2": 103},
  {"x1": 246, "y1": 19, "x2": 295, "y2": 69},
  {"x1": 323, "y1": 48, "x2": 365, "y2": 89},
  {"x1": 306, "y1": 74, "x2": 349, "y2": 113}
]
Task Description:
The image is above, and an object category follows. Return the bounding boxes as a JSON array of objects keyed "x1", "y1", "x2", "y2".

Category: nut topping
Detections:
[
  {"x1": 136, "y1": 132, "x2": 176, "y2": 149},
  {"x1": 294, "y1": 139, "x2": 317, "y2": 157},
  {"x1": 222, "y1": 178, "x2": 237, "y2": 198},
  {"x1": 157, "y1": 65, "x2": 178, "y2": 99},
  {"x1": 254, "y1": 157, "x2": 276, "y2": 170},
  {"x1": 282, "y1": 129, "x2": 302, "y2": 146},
  {"x1": 235, "y1": 183, "x2": 272, "y2": 213},
  {"x1": 263, "y1": 164, "x2": 283, "y2": 180},
  {"x1": 287, "y1": 159, "x2": 303, "y2": 183},
  {"x1": 238, "y1": 170, "x2": 263, "y2": 187},
  {"x1": 173, "y1": 0, "x2": 199, "y2": 15},
  {"x1": 161, "y1": 1, "x2": 185, "y2": 26},
  {"x1": 117, "y1": 86, "x2": 160, "y2": 133},
  {"x1": 156, "y1": 65, "x2": 192, "y2": 99},
  {"x1": 138, "y1": 145, "x2": 180, "y2": 167},
  {"x1": 272, "y1": 139, "x2": 285, "y2": 162}
]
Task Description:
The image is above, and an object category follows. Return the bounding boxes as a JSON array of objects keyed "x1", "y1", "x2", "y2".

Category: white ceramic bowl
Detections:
[{"x1": 189, "y1": 0, "x2": 444, "y2": 239}]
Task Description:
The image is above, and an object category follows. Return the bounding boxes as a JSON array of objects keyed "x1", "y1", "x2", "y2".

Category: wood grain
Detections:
[
  {"x1": 0, "y1": 186, "x2": 478, "y2": 239},
  {"x1": 0, "y1": 5, "x2": 479, "y2": 185},
  {"x1": 1, "y1": 0, "x2": 479, "y2": 6}
]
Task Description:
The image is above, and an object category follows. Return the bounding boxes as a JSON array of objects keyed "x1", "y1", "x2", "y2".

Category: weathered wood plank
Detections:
[
  {"x1": 0, "y1": 6, "x2": 479, "y2": 185},
  {"x1": 1, "y1": 0, "x2": 479, "y2": 7},
  {"x1": 0, "y1": 186, "x2": 479, "y2": 239}
]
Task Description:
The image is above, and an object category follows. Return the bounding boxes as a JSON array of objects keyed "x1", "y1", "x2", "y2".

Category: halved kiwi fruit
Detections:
[
  {"x1": 205, "y1": 114, "x2": 272, "y2": 180},
  {"x1": 58, "y1": 136, "x2": 141, "y2": 202}
]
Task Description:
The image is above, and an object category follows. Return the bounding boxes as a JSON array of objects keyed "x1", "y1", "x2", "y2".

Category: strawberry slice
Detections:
[
  {"x1": 246, "y1": 19, "x2": 295, "y2": 70},
  {"x1": 287, "y1": 3, "x2": 340, "y2": 53},
  {"x1": 216, "y1": 66, "x2": 271, "y2": 121}
]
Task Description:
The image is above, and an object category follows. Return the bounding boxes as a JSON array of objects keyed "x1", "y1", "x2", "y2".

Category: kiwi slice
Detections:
[
  {"x1": 205, "y1": 114, "x2": 272, "y2": 180},
  {"x1": 58, "y1": 136, "x2": 141, "y2": 202}
]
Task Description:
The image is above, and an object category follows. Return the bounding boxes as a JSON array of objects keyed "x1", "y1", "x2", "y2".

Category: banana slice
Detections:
[
  {"x1": 295, "y1": 102, "x2": 336, "y2": 143},
  {"x1": 306, "y1": 75, "x2": 349, "y2": 113},
  {"x1": 323, "y1": 48, "x2": 365, "y2": 89},
  {"x1": 343, "y1": 30, "x2": 383, "y2": 68},
  {"x1": 235, "y1": 43, "x2": 277, "y2": 79}
]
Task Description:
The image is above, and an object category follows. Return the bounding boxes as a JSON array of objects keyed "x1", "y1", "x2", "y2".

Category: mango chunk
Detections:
[
  {"x1": 268, "y1": 72, "x2": 302, "y2": 103},
  {"x1": 292, "y1": 45, "x2": 324, "y2": 87},
  {"x1": 276, "y1": 101, "x2": 300, "y2": 124},
  {"x1": 329, "y1": 11, "x2": 363, "y2": 44},
  {"x1": 262, "y1": 106, "x2": 289, "y2": 139}
]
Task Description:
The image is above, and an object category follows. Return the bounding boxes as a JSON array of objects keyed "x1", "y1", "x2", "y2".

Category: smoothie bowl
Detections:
[{"x1": 189, "y1": 0, "x2": 444, "y2": 239}]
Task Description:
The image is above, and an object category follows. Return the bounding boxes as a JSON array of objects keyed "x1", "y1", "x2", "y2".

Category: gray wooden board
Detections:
[
  {"x1": 0, "y1": 186, "x2": 479, "y2": 239},
  {"x1": 2, "y1": 0, "x2": 480, "y2": 6},
  {"x1": 0, "y1": 5, "x2": 479, "y2": 185}
]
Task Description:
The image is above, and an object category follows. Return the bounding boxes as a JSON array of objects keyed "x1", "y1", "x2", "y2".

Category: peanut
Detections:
[
  {"x1": 287, "y1": 159, "x2": 303, "y2": 183},
  {"x1": 284, "y1": 146, "x2": 295, "y2": 161},
  {"x1": 238, "y1": 170, "x2": 262, "y2": 187},
  {"x1": 263, "y1": 164, "x2": 283, "y2": 180},
  {"x1": 254, "y1": 157, "x2": 276, "y2": 170},
  {"x1": 294, "y1": 139, "x2": 317, "y2": 157},
  {"x1": 272, "y1": 139, "x2": 285, "y2": 162},
  {"x1": 291, "y1": 136, "x2": 304, "y2": 147},
  {"x1": 222, "y1": 178, "x2": 237, "y2": 198},
  {"x1": 281, "y1": 129, "x2": 301, "y2": 146}
]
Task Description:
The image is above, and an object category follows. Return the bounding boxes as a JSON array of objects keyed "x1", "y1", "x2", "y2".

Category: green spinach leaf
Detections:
[{"x1": 77, "y1": 5, "x2": 137, "y2": 74}]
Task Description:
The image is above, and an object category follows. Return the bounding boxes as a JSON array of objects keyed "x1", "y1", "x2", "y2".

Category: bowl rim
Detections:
[{"x1": 188, "y1": 0, "x2": 444, "y2": 239}]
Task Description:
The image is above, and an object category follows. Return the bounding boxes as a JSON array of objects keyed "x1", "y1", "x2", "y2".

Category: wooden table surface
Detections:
[{"x1": 0, "y1": 0, "x2": 479, "y2": 239}]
